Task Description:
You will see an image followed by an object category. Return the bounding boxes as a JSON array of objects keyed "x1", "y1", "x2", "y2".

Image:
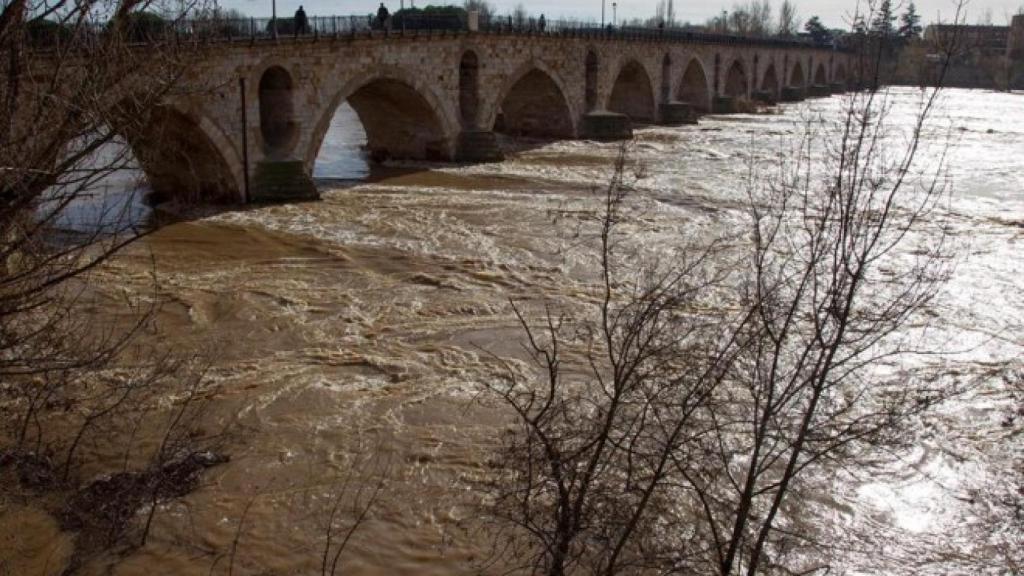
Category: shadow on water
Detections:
[
  {"x1": 53, "y1": 100, "x2": 586, "y2": 237},
  {"x1": 47, "y1": 103, "x2": 378, "y2": 239}
]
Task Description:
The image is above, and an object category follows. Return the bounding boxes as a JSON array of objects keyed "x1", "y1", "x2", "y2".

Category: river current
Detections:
[{"x1": 26, "y1": 88, "x2": 1024, "y2": 575}]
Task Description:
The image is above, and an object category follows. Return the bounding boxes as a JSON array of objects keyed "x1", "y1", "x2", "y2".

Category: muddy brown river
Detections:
[{"x1": 6, "y1": 88, "x2": 1023, "y2": 575}]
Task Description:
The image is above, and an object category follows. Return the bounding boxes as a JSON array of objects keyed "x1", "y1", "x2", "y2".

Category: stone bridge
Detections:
[{"x1": 143, "y1": 28, "x2": 852, "y2": 203}]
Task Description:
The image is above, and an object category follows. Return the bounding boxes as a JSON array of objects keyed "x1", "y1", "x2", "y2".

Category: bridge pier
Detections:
[
  {"x1": 660, "y1": 102, "x2": 698, "y2": 125},
  {"x1": 581, "y1": 112, "x2": 633, "y2": 141},
  {"x1": 251, "y1": 161, "x2": 318, "y2": 203},
  {"x1": 456, "y1": 130, "x2": 504, "y2": 162},
  {"x1": 806, "y1": 84, "x2": 831, "y2": 98},
  {"x1": 752, "y1": 90, "x2": 776, "y2": 105},
  {"x1": 712, "y1": 96, "x2": 737, "y2": 114},
  {"x1": 780, "y1": 87, "x2": 805, "y2": 102}
]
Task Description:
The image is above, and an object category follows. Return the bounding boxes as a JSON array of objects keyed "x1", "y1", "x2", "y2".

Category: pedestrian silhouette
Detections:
[
  {"x1": 538, "y1": 14, "x2": 546, "y2": 31},
  {"x1": 294, "y1": 5, "x2": 309, "y2": 35},
  {"x1": 376, "y1": 2, "x2": 390, "y2": 29}
]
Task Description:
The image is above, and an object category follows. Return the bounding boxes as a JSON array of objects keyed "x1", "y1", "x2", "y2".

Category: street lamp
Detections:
[
  {"x1": 271, "y1": 0, "x2": 278, "y2": 38},
  {"x1": 612, "y1": 2, "x2": 617, "y2": 25},
  {"x1": 601, "y1": 0, "x2": 605, "y2": 27}
]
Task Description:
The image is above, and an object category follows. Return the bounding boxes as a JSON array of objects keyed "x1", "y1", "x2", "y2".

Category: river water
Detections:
[{"x1": 37, "y1": 88, "x2": 1024, "y2": 574}]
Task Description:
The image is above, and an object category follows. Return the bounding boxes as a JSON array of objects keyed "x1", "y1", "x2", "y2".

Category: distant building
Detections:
[
  {"x1": 1008, "y1": 14, "x2": 1024, "y2": 60},
  {"x1": 922, "y1": 15, "x2": 1024, "y2": 89},
  {"x1": 1008, "y1": 15, "x2": 1024, "y2": 88},
  {"x1": 923, "y1": 23, "x2": 1010, "y2": 55}
]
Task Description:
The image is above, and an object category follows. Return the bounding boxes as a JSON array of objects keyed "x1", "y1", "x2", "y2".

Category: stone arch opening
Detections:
[
  {"x1": 677, "y1": 58, "x2": 711, "y2": 112},
  {"x1": 312, "y1": 102, "x2": 370, "y2": 179},
  {"x1": 258, "y1": 66, "x2": 297, "y2": 156},
  {"x1": 314, "y1": 77, "x2": 448, "y2": 170},
  {"x1": 814, "y1": 62, "x2": 827, "y2": 85},
  {"x1": 129, "y1": 106, "x2": 240, "y2": 203},
  {"x1": 761, "y1": 63, "x2": 779, "y2": 97},
  {"x1": 723, "y1": 59, "x2": 747, "y2": 98},
  {"x1": 608, "y1": 60, "x2": 656, "y2": 122},
  {"x1": 348, "y1": 79, "x2": 446, "y2": 161},
  {"x1": 789, "y1": 60, "x2": 805, "y2": 87},
  {"x1": 494, "y1": 68, "x2": 574, "y2": 138},
  {"x1": 459, "y1": 50, "x2": 480, "y2": 128},
  {"x1": 585, "y1": 50, "x2": 599, "y2": 112}
]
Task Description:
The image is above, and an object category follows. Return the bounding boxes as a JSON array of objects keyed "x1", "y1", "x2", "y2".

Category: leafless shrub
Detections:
[
  {"x1": 204, "y1": 449, "x2": 391, "y2": 576},
  {"x1": 482, "y1": 7, "x2": 964, "y2": 575},
  {"x1": 1, "y1": 0, "x2": 227, "y2": 569}
]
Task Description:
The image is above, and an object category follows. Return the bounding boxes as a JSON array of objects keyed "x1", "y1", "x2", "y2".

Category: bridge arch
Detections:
[
  {"x1": 789, "y1": 60, "x2": 805, "y2": 87},
  {"x1": 585, "y1": 49, "x2": 599, "y2": 112},
  {"x1": 309, "y1": 67, "x2": 457, "y2": 165},
  {"x1": 608, "y1": 59, "x2": 656, "y2": 122},
  {"x1": 490, "y1": 62, "x2": 575, "y2": 138},
  {"x1": 459, "y1": 50, "x2": 480, "y2": 128},
  {"x1": 677, "y1": 57, "x2": 712, "y2": 112},
  {"x1": 760, "y1": 62, "x2": 780, "y2": 98},
  {"x1": 813, "y1": 62, "x2": 827, "y2": 85},
  {"x1": 128, "y1": 106, "x2": 242, "y2": 203},
  {"x1": 258, "y1": 65, "x2": 298, "y2": 157},
  {"x1": 722, "y1": 58, "x2": 748, "y2": 99}
]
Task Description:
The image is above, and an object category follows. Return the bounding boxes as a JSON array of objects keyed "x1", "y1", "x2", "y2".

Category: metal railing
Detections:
[
  {"x1": 23, "y1": 12, "x2": 833, "y2": 51},
  {"x1": 477, "y1": 16, "x2": 819, "y2": 48}
]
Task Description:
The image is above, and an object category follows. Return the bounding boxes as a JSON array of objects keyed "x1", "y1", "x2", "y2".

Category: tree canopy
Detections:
[{"x1": 804, "y1": 15, "x2": 832, "y2": 44}]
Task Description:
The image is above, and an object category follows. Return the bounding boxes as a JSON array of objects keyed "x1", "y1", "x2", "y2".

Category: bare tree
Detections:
[
  {"x1": 728, "y1": 8, "x2": 753, "y2": 35},
  {"x1": 654, "y1": 0, "x2": 677, "y2": 27},
  {"x1": 0, "y1": 0, "x2": 229, "y2": 569},
  {"x1": 511, "y1": 3, "x2": 528, "y2": 28},
  {"x1": 715, "y1": 1, "x2": 773, "y2": 37},
  {"x1": 777, "y1": 0, "x2": 798, "y2": 35},
  {"x1": 463, "y1": 0, "x2": 495, "y2": 23},
  {"x1": 482, "y1": 147, "x2": 744, "y2": 576},
  {"x1": 482, "y1": 5, "x2": 964, "y2": 575},
  {"x1": 747, "y1": 0, "x2": 773, "y2": 35}
]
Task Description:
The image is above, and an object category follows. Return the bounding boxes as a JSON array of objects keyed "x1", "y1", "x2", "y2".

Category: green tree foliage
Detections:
[
  {"x1": 898, "y1": 2, "x2": 922, "y2": 40},
  {"x1": 392, "y1": 4, "x2": 468, "y2": 29},
  {"x1": 871, "y1": 0, "x2": 896, "y2": 37},
  {"x1": 804, "y1": 15, "x2": 832, "y2": 44}
]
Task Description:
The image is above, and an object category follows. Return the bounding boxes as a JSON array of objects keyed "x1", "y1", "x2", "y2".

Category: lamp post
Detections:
[
  {"x1": 271, "y1": 0, "x2": 278, "y2": 38},
  {"x1": 612, "y1": 2, "x2": 617, "y2": 25},
  {"x1": 601, "y1": 0, "x2": 605, "y2": 27}
]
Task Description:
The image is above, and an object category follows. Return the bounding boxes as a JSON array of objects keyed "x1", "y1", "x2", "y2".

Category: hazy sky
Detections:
[{"x1": 219, "y1": 0, "x2": 1021, "y2": 28}]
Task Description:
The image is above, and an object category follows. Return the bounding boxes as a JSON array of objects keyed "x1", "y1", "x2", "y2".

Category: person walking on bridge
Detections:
[
  {"x1": 375, "y1": 2, "x2": 390, "y2": 30},
  {"x1": 294, "y1": 5, "x2": 309, "y2": 35}
]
